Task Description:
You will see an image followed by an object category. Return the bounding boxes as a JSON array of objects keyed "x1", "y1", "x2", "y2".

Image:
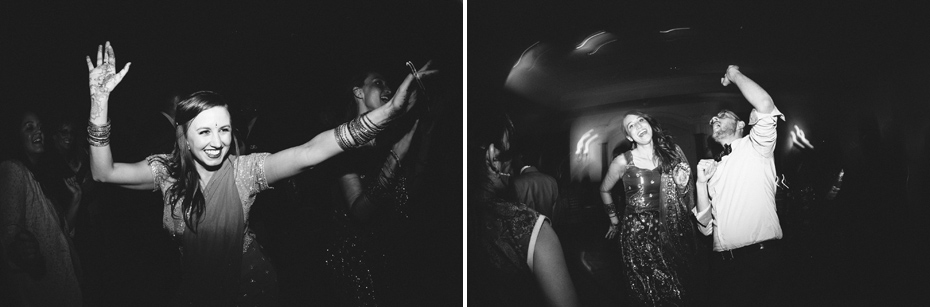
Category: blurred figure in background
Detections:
[
  {"x1": 235, "y1": 99, "x2": 262, "y2": 154},
  {"x1": 146, "y1": 90, "x2": 181, "y2": 155},
  {"x1": 47, "y1": 115, "x2": 94, "y2": 230},
  {"x1": 1, "y1": 108, "x2": 83, "y2": 306},
  {"x1": 599, "y1": 110, "x2": 699, "y2": 306},
  {"x1": 469, "y1": 109, "x2": 578, "y2": 307},
  {"x1": 512, "y1": 148, "x2": 559, "y2": 218}
]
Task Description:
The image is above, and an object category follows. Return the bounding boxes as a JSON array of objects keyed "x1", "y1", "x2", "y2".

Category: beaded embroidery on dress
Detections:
[{"x1": 615, "y1": 148, "x2": 697, "y2": 306}]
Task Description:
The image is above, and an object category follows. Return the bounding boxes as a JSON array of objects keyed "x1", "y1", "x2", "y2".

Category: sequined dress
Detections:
[
  {"x1": 615, "y1": 151, "x2": 697, "y2": 306},
  {"x1": 324, "y1": 150, "x2": 410, "y2": 307}
]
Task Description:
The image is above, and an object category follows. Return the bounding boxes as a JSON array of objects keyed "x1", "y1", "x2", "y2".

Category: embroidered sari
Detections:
[{"x1": 148, "y1": 153, "x2": 278, "y2": 306}]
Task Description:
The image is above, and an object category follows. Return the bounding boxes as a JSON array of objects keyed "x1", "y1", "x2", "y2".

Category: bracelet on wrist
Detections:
[
  {"x1": 603, "y1": 203, "x2": 616, "y2": 216},
  {"x1": 389, "y1": 150, "x2": 402, "y2": 169}
]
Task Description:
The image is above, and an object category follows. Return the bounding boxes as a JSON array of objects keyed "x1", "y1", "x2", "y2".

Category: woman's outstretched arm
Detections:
[
  {"x1": 86, "y1": 41, "x2": 155, "y2": 190},
  {"x1": 263, "y1": 63, "x2": 436, "y2": 185}
]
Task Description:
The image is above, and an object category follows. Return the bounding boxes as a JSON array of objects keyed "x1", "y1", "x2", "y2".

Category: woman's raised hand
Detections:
[
  {"x1": 387, "y1": 61, "x2": 437, "y2": 117},
  {"x1": 86, "y1": 41, "x2": 131, "y2": 109}
]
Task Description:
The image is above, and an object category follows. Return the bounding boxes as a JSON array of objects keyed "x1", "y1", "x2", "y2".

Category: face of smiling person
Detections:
[
  {"x1": 54, "y1": 122, "x2": 74, "y2": 152},
  {"x1": 355, "y1": 73, "x2": 393, "y2": 113},
  {"x1": 623, "y1": 114, "x2": 653, "y2": 146},
  {"x1": 19, "y1": 112, "x2": 45, "y2": 157},
  {"x1": 186, "y1": 106, "x2": 232, "y2": 170}
]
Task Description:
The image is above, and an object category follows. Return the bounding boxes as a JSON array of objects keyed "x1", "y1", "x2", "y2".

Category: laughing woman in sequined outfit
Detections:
[
  {"x1": 600, "y1": 111, "x2": 699, "y2": 306},
  {"x1": 82, "y1": 41, "x2": 433, "y2": 306}
]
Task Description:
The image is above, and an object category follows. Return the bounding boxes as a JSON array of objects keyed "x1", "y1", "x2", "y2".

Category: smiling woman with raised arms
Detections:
[{"x1": 83, "y1": 41, "x2": 435, "y2": 306}]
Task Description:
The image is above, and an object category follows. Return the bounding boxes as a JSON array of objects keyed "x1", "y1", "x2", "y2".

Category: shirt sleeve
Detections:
[
  {"x1": 237, "y1": 153, "x2": 272, "y2": 196},
  {"x1": 146, "y1": 154, "x2": 170, "y2": 193},
  {"x1": 692, "y1": 205, "x2": 714, "y2": 236},
  {"x1": 747, "y1": 107, "x2": 785, "y2": 158}
]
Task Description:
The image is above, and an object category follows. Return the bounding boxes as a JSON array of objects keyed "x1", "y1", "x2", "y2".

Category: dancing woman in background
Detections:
[
  {"x1": 83, "y1": 41, "x2": 433, "y2": 306},
  {"x1": 1, "y1": 109, "x2": 83, "y2": 306},
  {"x1": 47, "y1": 115, "x2": 95, "y2": 230},
  {"x1": 325, "y1": 68, "x2": 425, "y2": 306},
  {"x1": 600, "y1": 111, "x2": 698, "y2": 306}
]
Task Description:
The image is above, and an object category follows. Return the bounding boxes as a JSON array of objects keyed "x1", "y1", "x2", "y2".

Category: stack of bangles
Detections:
[
  {"x1": 334, "y1": 113, "x2": 385, "y2": 150},
  {"x1": 87, "y1": 120, "x2": 111, "y2": 147}
]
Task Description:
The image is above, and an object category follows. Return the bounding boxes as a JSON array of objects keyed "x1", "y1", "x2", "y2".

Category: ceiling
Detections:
[{"x1": 471, "y1": 1, "x2": 926, "y2": 113}]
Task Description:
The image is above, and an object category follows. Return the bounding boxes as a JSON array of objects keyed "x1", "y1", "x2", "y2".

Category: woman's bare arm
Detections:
[
  {"x1": 533, "y1": 221, "x2": 579, "y2": 307},
  {"x1": 85, "y1": 41, "x2": 155, "y2": 190}
]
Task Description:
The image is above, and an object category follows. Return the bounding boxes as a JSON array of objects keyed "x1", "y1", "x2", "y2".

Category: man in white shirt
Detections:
[{"x1": 694, "y1": 65, "x2": 785, "y2": 306}]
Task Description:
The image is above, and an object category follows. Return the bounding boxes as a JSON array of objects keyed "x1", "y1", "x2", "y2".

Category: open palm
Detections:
[
  {"x1": 86, "y1": 41, "x2": 131, "y2": 100},
  {"x1": 388, "y1": 61, "x2": 437, "y2": 116}
]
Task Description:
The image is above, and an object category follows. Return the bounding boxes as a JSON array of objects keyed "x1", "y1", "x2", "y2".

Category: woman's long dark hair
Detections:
[
  {"x1": 2, "y1": 108, "x2": 69, "y2": 209},
  {"x1": 623, "y1": 110, "x2": 682, "y2": 174},
  {"x1": 468, "y1": 109, "x2": 515, "y2": 203},
  {"x1": 153, "y1": 91, "x2": 240, "y2": 233},
  {"x1": 344, "y1": 71, "x2": 377, "y2": 121}
]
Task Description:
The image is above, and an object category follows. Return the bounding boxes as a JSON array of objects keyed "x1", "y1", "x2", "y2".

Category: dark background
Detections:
[{"x1": 2, "y1": 1, "x2": 462, "y2": 306}]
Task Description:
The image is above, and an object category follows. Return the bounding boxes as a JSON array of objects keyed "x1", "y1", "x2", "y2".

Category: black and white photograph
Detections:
[
  {"x1": 469, "y1": 1, "x2": 929, "y2": 306},
  {"x1": 1, "y1": 1, "x2": 461, "y2": 306},
  {"x1": 4, "y1": 0, "x2": 930, "y2": 306}
]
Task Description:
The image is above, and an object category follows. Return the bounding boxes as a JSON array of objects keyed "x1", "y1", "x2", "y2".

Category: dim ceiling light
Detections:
[
  {"x1": 513, "y1": 41, "x2": 540, "y2": 69},
  {"x1": 588, "y1": 39, "x2": 617, "y2": 55},
  {"x1": 576, "y1": 31, "x2": 607, "y2": 49},
  {"x1": 659, "y1": 27, "x2": 691, "y2": 34}
]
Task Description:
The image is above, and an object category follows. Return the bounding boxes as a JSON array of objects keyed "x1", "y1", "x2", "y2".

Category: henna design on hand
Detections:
[{"x1": 86, "y1": 42, "x2": 131, "y2": 121}]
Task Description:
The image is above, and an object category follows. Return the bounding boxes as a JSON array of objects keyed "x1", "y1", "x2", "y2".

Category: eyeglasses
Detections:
[{"x1": 709, "y1": 112, "x2": 738, "y2": 126}]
